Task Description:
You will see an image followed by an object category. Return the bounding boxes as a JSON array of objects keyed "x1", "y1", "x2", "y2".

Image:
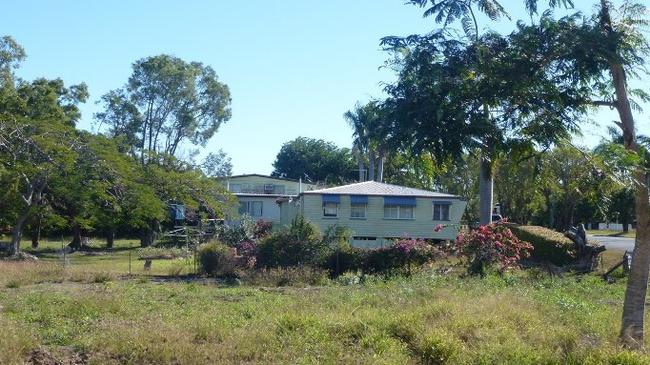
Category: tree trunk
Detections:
[
  {"x1": 68, "y1": 224, "x2": 82, "y2": 250},
  {"x1": 376, "y1": 149, "x2": 385, "y2": 183},
  {"x1": 479, "y1": 152, "x2": 494, "y2": 225},
  {"x1": 358, "y1": 158, "x2": 365, "y2": 182},
  {"x1": 31, "y1": 217, "x2": 41, "y2": 249},
  {"x1": 620, "y1": 162, "x2": 650, "y2": 348},
  {"x1": 601, "y1": 1, "x2": 650, "y2": 347},
  {"x1": 140, "y1": 227, "x2": 154, "y2": 247},
  {"x1": 9, "y1": 183, "x2": 45, "y2": 255},
  {"x1": 9, "y1": 213, "x2": 28, "y2": 256},
  {"x1": 368, "y1": 150, "x2": 376, "y2": 182},
  {"x1": 106, "y1": 227, "x2": 115, "y2": 249}
]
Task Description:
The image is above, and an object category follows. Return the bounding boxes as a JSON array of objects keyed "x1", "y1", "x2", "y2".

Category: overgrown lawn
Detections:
[{"x1": 1, "y1": 256, "x2": 648, "y2": 364}]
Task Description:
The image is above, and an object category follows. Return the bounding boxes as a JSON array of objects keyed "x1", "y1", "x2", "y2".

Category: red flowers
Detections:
[
  {"x1": 456, "y1": 223, "x2": 533, "y2": 274},
  {"x1": 433, "y1": 224, "x2": 445, "y2": 232}
]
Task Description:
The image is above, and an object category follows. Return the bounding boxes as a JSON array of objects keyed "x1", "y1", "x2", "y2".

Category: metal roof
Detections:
[{"x1": 302, "y1": 181, "x2": 459, "y2": 198}]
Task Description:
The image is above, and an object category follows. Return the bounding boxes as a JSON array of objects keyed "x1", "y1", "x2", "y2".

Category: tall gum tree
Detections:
[{"x1": 95, "y1": 55, "x2": 232, "y2": 164}]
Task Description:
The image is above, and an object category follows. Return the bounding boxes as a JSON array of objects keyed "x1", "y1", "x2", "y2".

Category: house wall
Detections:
[
  {"x1": 279, "y1": 199, "x2": 301, "y2": 227},
  {"x1": 233, "y1": 196, "x2": 282, "y2": 224},
  {"x1": 299, "y1": 194, "x2": 467, "y2": 248},
  {"x1": 222, "y1": 175, "x2": 318, "y2": 195}
]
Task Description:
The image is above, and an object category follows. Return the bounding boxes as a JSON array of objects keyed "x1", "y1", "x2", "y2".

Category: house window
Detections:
[
  {"x1": 433, "y1": 203, "x2": 450, "y2": 221},
  {"x1": 384, "y1": 205, "x2": 414, "y2": 219},
  {"x1": 400, "y1": 206, "x2": 414, "y2": 219},
  {"x1": 384, "y1": 205, "x2": 398, "y2": 219},
  {"x1": 350, "y1": 204, "x2": 367, "y2": 218},
  {"x1": 240, "y1": 201, "x2": 263, "y2": 217},
  {"x1": 323, "y1": 202, "x2": 338, "y2": 217}
]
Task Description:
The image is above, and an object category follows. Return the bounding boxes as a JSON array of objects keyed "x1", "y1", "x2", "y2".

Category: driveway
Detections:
[{"x1": 588, "y1": 234, "x2": 635, "y2": 252}]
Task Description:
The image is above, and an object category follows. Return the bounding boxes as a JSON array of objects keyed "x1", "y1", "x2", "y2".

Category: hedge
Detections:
[{"x1": 506, "y1": 224, "x2": 575, "y2": 265}]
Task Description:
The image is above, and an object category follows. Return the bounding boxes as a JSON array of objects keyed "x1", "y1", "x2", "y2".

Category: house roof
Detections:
[
  {"x1": 232, "y1": 193, "x2": 295, "y2": 198},
  {"x1": 220, "y1": 174, "x2": 317, "y2": 185},
  {"x1": 302, "y1": 181, "x2": 459, "y2": 199}
]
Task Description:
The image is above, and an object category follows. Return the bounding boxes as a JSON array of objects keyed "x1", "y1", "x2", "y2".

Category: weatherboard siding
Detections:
[{"x1": 300, "y1": 194, "x2": 466, "y2": 247}]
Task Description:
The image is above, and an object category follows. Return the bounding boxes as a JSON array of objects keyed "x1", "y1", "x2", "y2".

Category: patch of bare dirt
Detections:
[{"x1": 27, "y1": 347, "x2": 88, "y2": 365}]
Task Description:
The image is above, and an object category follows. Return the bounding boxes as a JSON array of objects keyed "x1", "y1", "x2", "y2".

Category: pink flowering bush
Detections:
[
  {"x1": 235, "y1": 240, "x2": 257, "y2": 256},
  {"x1": 456, "y1": 224, "x2": 533, "y2": 275},
  {"x1": 362, "y1": 238, "x2": 439, "y2": 275},
  {"x1": 254, "y1": 219, "x2": 273, "y2": 239}
]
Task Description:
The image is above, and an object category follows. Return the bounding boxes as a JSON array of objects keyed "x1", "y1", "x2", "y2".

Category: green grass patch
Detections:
[
  {"x1": 1, "y1": 237, "x2": 648, "y2": 364},
  {"x1": 1, "y1": 257, "x2": 649, "y2": 364}
]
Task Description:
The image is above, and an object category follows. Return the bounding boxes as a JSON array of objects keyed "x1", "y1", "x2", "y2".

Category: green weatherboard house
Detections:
[{"x1": 278, "y1": 180, "x2": 467, "y2": 248}]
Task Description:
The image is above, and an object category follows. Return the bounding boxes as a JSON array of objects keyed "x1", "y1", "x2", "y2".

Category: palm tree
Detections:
[{"x1": 344, "y1": 101, "x2": 387, "y2": 182}]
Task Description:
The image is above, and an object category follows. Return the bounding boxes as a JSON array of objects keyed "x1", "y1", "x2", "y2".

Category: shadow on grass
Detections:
[
  {"x1": 24, "y1": 245, "x2": 140, "y2": 256},
  {"x1": 604, "y1": 231, "x2": 633, "y2": 237}
]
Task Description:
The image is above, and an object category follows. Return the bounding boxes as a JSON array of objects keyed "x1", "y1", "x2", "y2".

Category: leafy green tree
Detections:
[
  {"x1": 494, "y1": 155, "x2": 544, "y2": 225},
  {"x1": 0, "y1": 118, "x2": 78, "y2": 254},
  {"x1": 382, "y1": 152, "x2": 439, "y2": 190},
  {"x1": 0, "y1": 37, "x2": 87, "y2": 254},
  {"x1": 95, "y1": 54, "x2": 232, "y2": 163},
  {"x1": 520, "y1": 0, "x2": 650, "y2": 346},
  {"x1": 0, "y1": 36, "x2": 25, "y2": 86},
  {"x1": 608, "y1": 188, "x2": 634, "y2": 232},
  {"x1": 595, "y1": 127, "x2": 644, "y2": 234},
  {"x1": 272, "y1": 137, "x2": 356, "y2": 184},
  {"x1": 538, "y1": 144, "x2": 609, "y2": 231},
  {"x1": 201, "y1": 149, "x2": 233, "y2": 178},
  {"x1": 140, "y1": 155, "x2": 236, "y2": 246},
  {"x1": 382, "y1": 0, "x2": 580, "y2": 225},
  {"x1": 458, "y1": 0, "x2": 649, "y2": 345}
]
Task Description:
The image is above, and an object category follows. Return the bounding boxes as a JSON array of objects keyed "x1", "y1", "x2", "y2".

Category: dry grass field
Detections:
[{"x1": 0, "y1": 238, "x2": 648, "y2": 364}]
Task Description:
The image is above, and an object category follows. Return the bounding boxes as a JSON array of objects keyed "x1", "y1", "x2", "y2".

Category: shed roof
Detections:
[{"x1": 302, "y1": 181, "x2": 459, "y2": 199}]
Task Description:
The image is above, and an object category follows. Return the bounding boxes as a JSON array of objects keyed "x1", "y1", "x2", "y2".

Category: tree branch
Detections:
[{"x1": 592, "y1": 100, "x2": 617, "y2": 107}]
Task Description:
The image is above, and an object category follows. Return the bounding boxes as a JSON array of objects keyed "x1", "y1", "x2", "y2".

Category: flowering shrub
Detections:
[
  {"x1": 456, "y1": 224, "x2": 533, "y2": 275},
  {"x1": 393, "y1": 238, "x2": 435, "y2": 260},
  {"x1": 362, "y1": 238, "x2": 439, "y2": 275},
  {"x1": 235, "y1": 240, "x2": 257, "y2": 257},
  {"x1": 254, "y1": 219, "x2": 273, "y2": 239}
]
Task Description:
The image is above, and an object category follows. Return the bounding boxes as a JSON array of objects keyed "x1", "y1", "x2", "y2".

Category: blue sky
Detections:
[{"x1": 5, "y1": 0, "x2": 648, "y2": 174}]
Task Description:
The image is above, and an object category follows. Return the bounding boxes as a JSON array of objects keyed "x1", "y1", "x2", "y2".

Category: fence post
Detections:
[{"x1": 128, "y1": 242, "x2": 132, "y2": 275}]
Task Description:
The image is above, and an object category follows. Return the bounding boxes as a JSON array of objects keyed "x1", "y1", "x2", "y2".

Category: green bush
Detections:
[
  {"x1": 323, "y1": 239, "x2": 440, "y2": 277},
  {"x1": 322, "y1": 247, "x2": 364, "y2": 277},
  {"x1": 507, "y1": 224, "x2": 575, "y2": 265},
  {"x1": 256, "y1": 216, "x2": 327, "y2": 268},
  {"x1": 216, "y1": 215, "x2": 256, "y2": 246},
  {"x1": 197, "y1": 242, "x2": 236, "y2": 277}
]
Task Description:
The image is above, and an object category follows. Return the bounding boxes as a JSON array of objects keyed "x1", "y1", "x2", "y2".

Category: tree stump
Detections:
[{"x1": 565, "y1": 224, "x2": 606, "y2": 272}]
